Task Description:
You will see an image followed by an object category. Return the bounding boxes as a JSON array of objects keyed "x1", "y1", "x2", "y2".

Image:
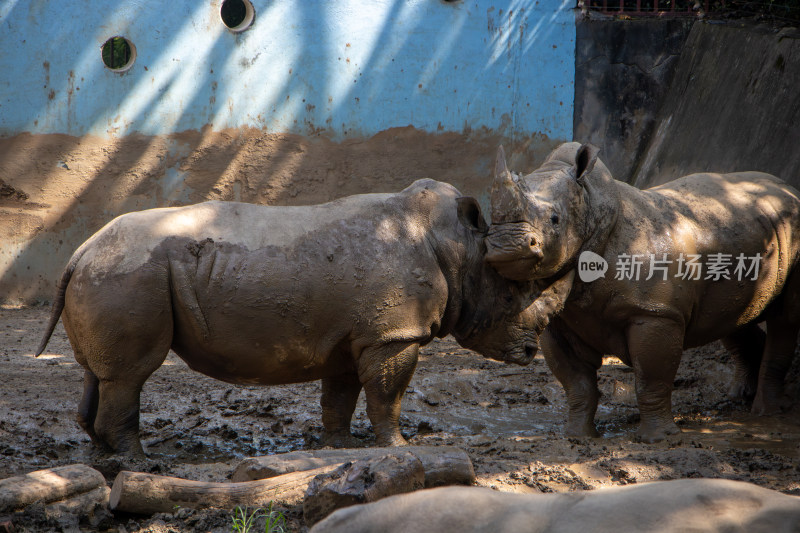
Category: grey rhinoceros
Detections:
[
  {"x1": 36, "y1": 179, "x2": 573, "y2": 455},
  {"x1": 310, "y1": 479, "x2": 800, "y2": 533},
  {"x1": 485, "y1": 143, "x2": 800, "y2": 442}
]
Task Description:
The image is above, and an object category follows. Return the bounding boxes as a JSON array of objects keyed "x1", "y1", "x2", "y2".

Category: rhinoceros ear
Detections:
[
  {"x1": 457, "y1": 196, "x2": 488, "y2": 234},
  {"x1": 575, "y1": 144, "x2": 600, "y2": 185},
  {"x1": 532, "y1": 270, "x2": 575, "y2": 331}
]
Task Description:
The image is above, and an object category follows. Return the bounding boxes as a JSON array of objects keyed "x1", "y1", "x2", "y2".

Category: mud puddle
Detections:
[{"x1": 680, "y1": 412, "x2": 800, "y2": 458}]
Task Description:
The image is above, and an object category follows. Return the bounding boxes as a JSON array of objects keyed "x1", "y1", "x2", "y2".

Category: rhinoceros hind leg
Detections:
[
  {"x1": 722, "y1": 323, "x2": 765, "y2": 401},
  {"x1": 91, "y1": 340, "x2": 170, "y2": 456},
  {"x1": 540, "y1": 321, "x2": 601, "y2": 438},
  {"x1": 752, "y1": 316, "x2": 799, "y2": 416},
  {"x1": 321, "y1": 372, "x2": 363, "y2": 448},
  {"x1": 76, "y1": 369, "x2": 107, "y2": 450},
  {"x1": 628, "y1": 317, "x2": 682, "y2": 443},
  {"x1": 358, "y1": 342, "x2": 419, "y2": 447},
  {"x1": 94, "y1": 378, "x2": 148, "y2": 457}
]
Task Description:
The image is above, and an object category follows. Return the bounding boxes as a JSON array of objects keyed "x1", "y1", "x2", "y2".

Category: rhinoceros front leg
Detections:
[
  {"x1": 722, "y1": 323, "x2": 765, "y2": 401},
  {"x1": 540, "y1": 322, "x2": 602, "y2": 438},
  {"x1": 321, "y1": 372, "x2": 363, "y2": 447},
  {"x1": 752, "y1": 315, "x2": 799, "y2": 415},
  {"x1": 357, "y1": 342, "x2": 419, "y2": 447},
  {"x1": 627, "y1": 317, "x2": 683, "y2": 443}
]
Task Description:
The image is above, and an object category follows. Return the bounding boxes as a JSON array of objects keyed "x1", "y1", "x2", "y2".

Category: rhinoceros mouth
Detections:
[{"x1": 503, "y1": 342, "x2": 538, "y2": 366}]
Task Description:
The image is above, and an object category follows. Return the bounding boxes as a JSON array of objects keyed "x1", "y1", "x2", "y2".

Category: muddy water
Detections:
[
  {"x1": 410, "y1": 361, "x2": 799, "y2": 458},
  {"x1": 404, "y1": 367, "x2": 566, "y2": 438},
  {"x1": 680, "y1": 413, "x2": 800, "y2": 458}
]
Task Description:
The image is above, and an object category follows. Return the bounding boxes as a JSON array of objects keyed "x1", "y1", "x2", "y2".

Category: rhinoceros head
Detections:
[
  {"x1": 454, "y1": 268, "x2": 575, "y2": 365},
  {"x1": 485, "y1": 143, "x2": 603, "y2": 280},
  {"x1": 450, "y1": 195, "x2": 573, "y2": 364}
]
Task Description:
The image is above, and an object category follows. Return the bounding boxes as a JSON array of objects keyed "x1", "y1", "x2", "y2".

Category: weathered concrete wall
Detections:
[
  {"x1": 0, "y1": 0, "x2": 577, "y2": 304},
  {"x1": 573, "y1": 18, "x2": 693, "y2": 183},
  {"x1": 634, "y1": 23, "x2": 800, "y2": 188}
]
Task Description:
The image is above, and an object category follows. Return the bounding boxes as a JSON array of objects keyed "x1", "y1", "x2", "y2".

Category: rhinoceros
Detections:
[
  {"x1": 485, "y1": 143, "x2": 800, "y2": 442},
  {"x1": 36, "y1": 179, "x2": 573, "y2": 455},
  {"x1": 310, "y1": 479, "x2": 800, "y2": 533}
]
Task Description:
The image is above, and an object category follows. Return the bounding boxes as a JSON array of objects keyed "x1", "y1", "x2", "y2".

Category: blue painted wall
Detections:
[{"x1": 0, "y1": 0, "x2": 576, "y2": 141}]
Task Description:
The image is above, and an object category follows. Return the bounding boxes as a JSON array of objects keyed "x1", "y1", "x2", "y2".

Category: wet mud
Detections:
[{"x1": 2, "y1": 306, "x2": 800, "y2": 531}]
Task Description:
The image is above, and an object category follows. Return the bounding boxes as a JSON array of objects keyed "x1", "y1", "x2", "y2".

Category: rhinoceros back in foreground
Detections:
[{"x1": 310, "y1": 479, "x2": 800, "y2": 533}]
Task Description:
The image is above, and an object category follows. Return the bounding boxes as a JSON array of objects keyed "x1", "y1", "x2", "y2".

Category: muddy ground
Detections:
[{"x1": 2, "y1": 305, "x2": 800, "y2": 532}]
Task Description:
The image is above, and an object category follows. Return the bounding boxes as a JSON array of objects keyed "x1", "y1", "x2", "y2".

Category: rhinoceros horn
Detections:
[{"x1": 490, "y1": 146, "x2": 526, "y2": 224}]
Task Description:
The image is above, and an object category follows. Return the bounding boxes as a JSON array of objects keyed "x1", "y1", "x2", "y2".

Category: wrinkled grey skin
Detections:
[
  {"x1": 37, "y1": 179, "x2": 572, "y2": 456},
  {"x1": 486, "y1": 143, "x2": 800, "y2": 442},
  {"x1": 310, "y1": 479, "x2": 800, "y2": 533}
]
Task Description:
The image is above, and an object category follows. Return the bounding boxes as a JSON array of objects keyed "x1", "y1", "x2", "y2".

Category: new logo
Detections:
[{"x1": 578, "y1": 251, "x2": 608, "y2": 283}]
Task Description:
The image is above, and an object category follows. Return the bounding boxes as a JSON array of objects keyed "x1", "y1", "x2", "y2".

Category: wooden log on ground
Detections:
[
  {"x1": 44, "y1": 486, "x2": 110, "y2": 519},
  {"x1": 0, "y1": 465, "x2": 107, "y2": 513},
  {"x1": 109, "y1": 464, "x2": 339, "y2": 515},
  {"x1": 303, "y1": 452, "x2": 425, "y2": 526},
  {"x1": 232, "y1": 446, "x2": 475, "y2": 487}
]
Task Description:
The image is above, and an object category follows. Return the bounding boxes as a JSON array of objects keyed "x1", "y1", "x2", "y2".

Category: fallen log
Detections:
[
  {"x1": 232, "y1": 446, "x2": 475, "y2": 487},
  {"x1": 0, "y1": 465, "x2": 107, "y2": 513},
  {"x1": 109, "y1": 465, "x2": 339, "y2": 514},
  {"x1": 303, "y1": 452, "x2": 425, "y2": 526},
  {"x1": 44, "y1": 486, "x2": 110, "y2": 519}
]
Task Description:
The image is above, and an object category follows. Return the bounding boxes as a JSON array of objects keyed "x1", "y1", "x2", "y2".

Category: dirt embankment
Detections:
[
  {"x1": 2, "y1": 305, "x2": 799, "y2": 531},
  {"x1": 0, "y1": 127, "x2": 557, "y2": 305}
]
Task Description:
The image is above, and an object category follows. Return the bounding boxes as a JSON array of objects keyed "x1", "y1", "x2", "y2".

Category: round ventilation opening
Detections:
[
  {"x1": 101, "y1": 36, "x2": 136, "y2": 72},
  {"x1": 221, "y1": 0, "x2": 255, "y2": 32}
]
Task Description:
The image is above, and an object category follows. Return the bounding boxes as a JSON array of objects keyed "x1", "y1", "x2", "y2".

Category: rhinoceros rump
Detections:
[
  {"x1": 486, "y1": 143, "x2": 800, "y2": 442},
  {"x1": 37, "y1": 179, "x2": 572, "y2": 455}
]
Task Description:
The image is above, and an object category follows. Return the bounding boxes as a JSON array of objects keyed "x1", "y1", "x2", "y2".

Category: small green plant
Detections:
[
  {"x1": 231, "y1": 506, "x2": 261, "y2": 533},
  {"x1": 230, "y1": 502, "x2": 287, "y2": 533},
  {"x1": 263, "y1": 501, "x2": 287, "y2": 533}
]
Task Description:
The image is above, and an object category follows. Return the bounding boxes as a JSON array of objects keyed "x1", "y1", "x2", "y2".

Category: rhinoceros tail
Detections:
[{"x1": 35, "y1": 247, "x2": 86, "y2": 357}]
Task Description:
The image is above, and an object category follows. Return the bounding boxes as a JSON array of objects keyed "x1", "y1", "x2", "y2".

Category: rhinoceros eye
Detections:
[{"x1": 550, "y1": 213, "x2": 560, "y2": 225}]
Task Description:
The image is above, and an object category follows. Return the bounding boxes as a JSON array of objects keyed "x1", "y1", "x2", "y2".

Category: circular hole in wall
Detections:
[
  {"x1": 101, "y1": 36, "x2": 136, "y2": 72},
  {"x1": 221, "y1": 0, "x2": 255, "y2": 32}
]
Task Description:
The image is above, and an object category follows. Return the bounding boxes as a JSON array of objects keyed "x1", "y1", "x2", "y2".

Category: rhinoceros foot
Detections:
[
  {"x1": 322, "y1": 432, "x2": 364, "y2": 449},
  {"x1": 375, "y1": 434, "x2": 410, "y2": 447},
  {"x1": 727, "y1": 377, "x2": 758, "y2": 402},
  {"x1": 750, "y1": 390, "x2": 791, "y2": 416},
  {"x1": 565, "y1": 421, "x2": 600, "y2": 439}
]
